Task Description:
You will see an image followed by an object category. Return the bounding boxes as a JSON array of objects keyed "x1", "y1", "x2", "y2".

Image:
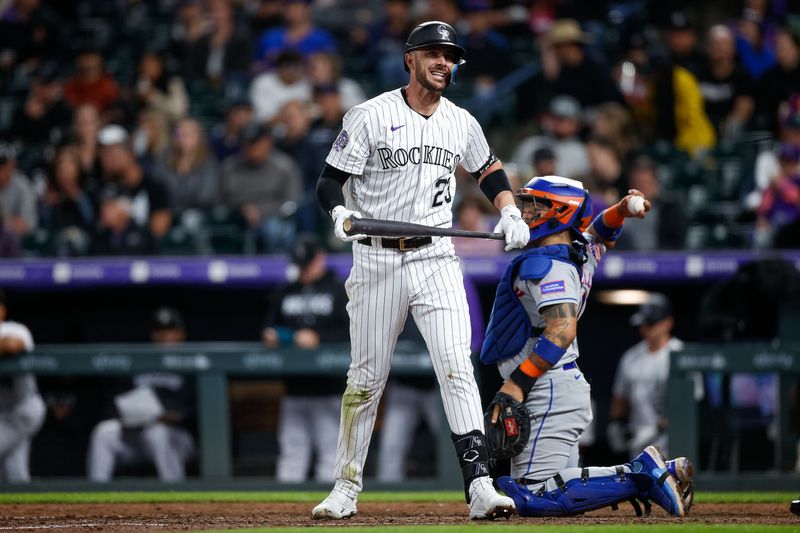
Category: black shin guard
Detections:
[{"x1": 451, "y1": 430, "x2": 490, "y2": 502}]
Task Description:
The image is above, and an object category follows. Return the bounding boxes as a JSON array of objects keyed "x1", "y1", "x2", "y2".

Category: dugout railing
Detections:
[{"x1": 0, "y1": 341, "x2": 798, "y2": 491}]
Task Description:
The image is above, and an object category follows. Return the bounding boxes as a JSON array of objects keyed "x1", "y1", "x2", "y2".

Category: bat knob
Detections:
[{"x1": 342, "y1": 217, "x2": 352, "y2": 234}]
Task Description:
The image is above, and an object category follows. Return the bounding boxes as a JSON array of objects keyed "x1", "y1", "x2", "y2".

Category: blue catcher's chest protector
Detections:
[{"x1": 480, "y1": 245, "x2": 583, "y2": 365}]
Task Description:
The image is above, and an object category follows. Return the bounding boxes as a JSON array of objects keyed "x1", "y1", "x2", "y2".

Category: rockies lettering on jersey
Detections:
[
  {"x1": 376, "y1": 145, "x2": 462, "y2": 171},
  {"x1": 326, "y1": 88, "x2": 492, "y2": 228}
]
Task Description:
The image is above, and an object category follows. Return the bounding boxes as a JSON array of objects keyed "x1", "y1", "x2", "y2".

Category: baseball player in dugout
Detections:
[
  {"x1": 87, "y1": 307, "x2": 195, "y2": 482},
  {"x1": 261, "y1": 234, "x2": 348, "y2": 483},
  {"x1": 480, "y1": 176, "x2": 695, "y2": 517},
  {"x1": 0, "y1": 290, "x2": 45, "y2": 483},
  {"x1": 313, "y1": 21, "x2": 530, "y2": 520},
  {"x1": 608, "y1": 294, "x2": 684, "y2": 460}
]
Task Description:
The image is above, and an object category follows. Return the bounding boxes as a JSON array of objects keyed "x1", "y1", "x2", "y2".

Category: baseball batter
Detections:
[
  {"x1": 312, "y1": 21, "x2": 530, "y2": 520},
  {"x1": 480, "y1": 176, "x2": 693, "y2": 517}
]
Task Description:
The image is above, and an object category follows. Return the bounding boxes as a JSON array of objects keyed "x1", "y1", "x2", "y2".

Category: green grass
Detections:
[{"x1": 0, "y1": 491, "x2": 795, "y2": 505}]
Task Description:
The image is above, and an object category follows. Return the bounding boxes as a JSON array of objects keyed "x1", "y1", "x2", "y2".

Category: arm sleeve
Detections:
[
  {"x1": 316, "y1": 164, "x2": 350, "y2": 213},
  {"x1": 325, "y1": 107, "x2": 372, "y2": 175},
  {"x1": 460, "y1": 113, "x2": 493, "y2": 175},
  {"x1": 529, "y1": 262, "x2": 580, "y2": 311}
]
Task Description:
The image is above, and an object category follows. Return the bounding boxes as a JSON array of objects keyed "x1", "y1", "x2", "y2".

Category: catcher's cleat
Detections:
[
  {"x1": 790, "y1": 499, "x2": 800, "y2": 517},
  {"x1": 666, "y1": 457, "x2": 695, "y2": 512},
  {"x1": 312, "y1": 491, "x2": 357, "y2": 520},
  {"x1": 468, "y1": 477, "x2": 516, "y2": 520},
  {"x1": 629, "y1": 446, "x2": 686, "y2": 517}
]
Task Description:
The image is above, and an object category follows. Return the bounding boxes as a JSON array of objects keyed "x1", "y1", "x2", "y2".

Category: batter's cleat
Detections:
[
  {"x1": 666, "y1": 457, "x2": 695, "y2": 511},
  {"x1": 468, "y1": 477, "x2": 516, "y2": 520},
  {"x1": 311, "y1": 491, "x2": 358, "y2": 520},
  {"x1": 790, "y1": 498, "x2": 800, "y2": 517},
  {"x1": 630, "y1": 446, "x2": 686, "y2": 517}
]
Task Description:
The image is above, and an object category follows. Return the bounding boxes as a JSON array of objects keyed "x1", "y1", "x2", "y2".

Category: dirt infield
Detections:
[{"x1": 1, "y1": 502, "x2": 797, "y2": 531}]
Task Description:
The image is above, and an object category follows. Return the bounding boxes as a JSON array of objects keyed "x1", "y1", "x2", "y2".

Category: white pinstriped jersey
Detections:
[{"x1": 325, "y1": 88, "x2": 494, "y2": 229}]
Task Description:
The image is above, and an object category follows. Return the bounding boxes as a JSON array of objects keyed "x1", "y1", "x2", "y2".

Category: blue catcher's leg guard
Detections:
[
  {"x1": 629, "y1": 446, "x2": 686, "y2": 517},
  {"x1": 498, "y1": 466, "x2": 640, "y2": 517}
]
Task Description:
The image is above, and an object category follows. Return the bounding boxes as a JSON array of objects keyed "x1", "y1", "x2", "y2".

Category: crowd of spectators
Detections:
[{"x1": 0, "y1": 0, "x2": 799, "y2": 257}]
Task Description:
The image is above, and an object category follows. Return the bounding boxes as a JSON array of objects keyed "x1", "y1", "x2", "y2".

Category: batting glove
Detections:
[
  {"x1": 493, "y1": 205, "x2": 530, "y2": 251},
  {"x1": 331, "y1": 205, "x2": 367, "y2": 242}
]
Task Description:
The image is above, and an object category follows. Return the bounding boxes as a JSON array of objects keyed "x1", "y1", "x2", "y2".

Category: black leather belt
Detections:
[{"x1": 358, "y1": 236, "x2": 433, "y2": 251}]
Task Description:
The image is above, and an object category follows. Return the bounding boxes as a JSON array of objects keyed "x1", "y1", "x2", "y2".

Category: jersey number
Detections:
[{"x1": 432, "y1": 178, "x2": 452, "y2": 207}]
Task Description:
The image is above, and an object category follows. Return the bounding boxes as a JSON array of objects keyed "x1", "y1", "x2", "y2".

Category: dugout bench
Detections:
[{"x1": 0, "y1": 341, "x2": 465, "y2": 490}]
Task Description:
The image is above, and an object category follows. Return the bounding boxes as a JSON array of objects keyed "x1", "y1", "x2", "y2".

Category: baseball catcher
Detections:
[{"x1": 482, "y1": 175, "x2": 694, "y2": 517}]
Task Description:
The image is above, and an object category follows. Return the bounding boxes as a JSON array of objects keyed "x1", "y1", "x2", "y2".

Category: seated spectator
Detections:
[
  {"x1": 0, "y1": 143, "x2": 37, "y2": 237},
  {"x1": 184, "y1": 0, "x2": 252, "y2": 85},
  {"x1": 89, "y1": 185, "x2": 156, "y2": 256},
  {"x1": 452, "y1": 195, "x2": 503, "y2": 256},
  {"x1": 0, "y1": 289, "x2": 45, "y2": 483},
  {"x1": 11, "y1": 63, "x2": 71, "y2": 145},
  {"x1": 748, "y1": 112, "x2": 800, "y2": 211},
  {"x1": 210, "y1": 99, "x2": 253, "y2": 163},
  {"x1": 250, "y1": 50, "x2": 311, "y2": 123},
  {"x1": 516, "y1": 19, "x2": 624, "y2": 120},
  {"x1": 69, "y1": 105, "x2": 102, "y2": 181},
  {"x1": 220, "y1": 123, "x2": 302, "y2": 252},
  {"x1": 154, "y1": 118, "x2": 218, "y2": 213},
  {"x1": 590, "y1": 102, "x2": 640, "y2": 165},
  {"x1": 248, "y1": 0, "x2": 283, "y2": 36},
  {"x1": 697, "y1": 25, "x2": 756, "y2": 142},
  {"x1": 131, "y1": 110, "x2": 171, "y2": 175},
  {"x1": 87, "y1": 307, "x2": 195, "y2": 482},
  {"x1": 734, "y1": 7, "x2": 777, "y2": 81},
  {"x1": 0, "y1": 0, "x2": 60, "y2": 77},
  {"x1": 755, "y1": 143, "x2": 800, "y2": 249},
  {"x1": 262, "y1": 235, "x2": 347, "y2": 482},
  {"x1": 664, "y1": 11, "x2": 704, "y2": 76},
  {"x1": 308, "y1": 52, "x2": 366, "y2": 112},
  {"x1": 255, "y1": 0, "x2": 336, "y2": 67},
  {"x1": 512, "y1": 95, "x2": 589, "y2": 180},
  {"x1": 97, "y1": 125, "x2": 172, "y2": 240},
  {"x1": 582, "y1": 135, "x2": 625, "y2": 214},
  {"x1": 132, "y1": 51, "x2": 188, "y2": 126},
  {"x1": 0, "y1": 207, "x2": 21, "y2": 258},
  {"x1": 169, "y1": 0, "x2": 208, "y2": 75},
  {"x1": 62, "y1": 49, "x2": 120, "y2": 114},
  {"x1": 615, "y1": 156, "x2": 688, "y2": 251},
  {"x1": 40, "y1": 146, "x2": 95, "y2": 254},
  {"x1": 349, "y1": 0, "x2": 412, "y2": 89},
  {"x1": 755, "y1": 28, "x2": 800, "y2": 134},
  {"x1": 613, "y1": 24, "x2": 716, "y2": 157},
  {"x1": 531, "y1": 146, "x2": 556, "y2": 177}
]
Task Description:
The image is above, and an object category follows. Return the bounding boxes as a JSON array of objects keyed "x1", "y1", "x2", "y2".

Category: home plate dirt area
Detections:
[{"x1": 0, "y1": 502, "x2": 796, "y2": 531}]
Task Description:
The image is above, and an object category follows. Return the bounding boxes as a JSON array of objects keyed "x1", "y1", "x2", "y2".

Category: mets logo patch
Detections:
[
  {"x1": 540, "y1": 280, "x2": 566, "y2": 294},
  {"x1": 333, "y1": 130, "x2": 349, "y2": 152}
]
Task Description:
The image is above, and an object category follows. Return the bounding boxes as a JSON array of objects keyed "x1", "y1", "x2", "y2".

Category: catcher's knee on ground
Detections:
[{"x1": 497, "y1": 467, "x2": 640, "y2": 517}]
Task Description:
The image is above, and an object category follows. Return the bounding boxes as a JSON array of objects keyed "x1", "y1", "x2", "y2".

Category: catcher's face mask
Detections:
[{"x1": 515, "y1": 175, "x2": 589, "y2": 242}]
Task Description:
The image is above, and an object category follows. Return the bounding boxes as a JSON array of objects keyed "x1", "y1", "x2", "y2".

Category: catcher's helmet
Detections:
[
  {"x1": 515, "y1": 175, "x2": 592, "y2": 242},
  {"x1": 404, "y1": 21, "x2": 466, "y2": 82}
]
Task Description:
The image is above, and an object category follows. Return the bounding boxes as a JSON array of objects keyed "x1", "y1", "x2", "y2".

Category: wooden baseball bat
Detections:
[{"x1": 344, "y1": 217, "x2": 505, "y2": 240}]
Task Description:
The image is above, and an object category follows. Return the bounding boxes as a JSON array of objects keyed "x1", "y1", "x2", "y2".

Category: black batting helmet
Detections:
[{"x1": 403, "y1": 21, "x2": 466, "y2": 76}]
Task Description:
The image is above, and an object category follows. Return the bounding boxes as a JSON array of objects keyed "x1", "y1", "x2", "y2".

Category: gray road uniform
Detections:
[
  {"x1": 0, "y1": 321, "x2": 45, "y2": 483},
  {"x1": 494, "y1": 236, "x2": 604, "y2": 483},
  {"x1": 612, "y1": 337, "x2": 684, "y2": 457}
]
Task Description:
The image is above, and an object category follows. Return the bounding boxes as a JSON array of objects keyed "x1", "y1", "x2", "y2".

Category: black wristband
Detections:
[
  {"x1": 509, "y1": 366, "x2": 537, "y2": 399},
  {"x1": 478, "y1": 168, "x2": 512, "y2": 203}
]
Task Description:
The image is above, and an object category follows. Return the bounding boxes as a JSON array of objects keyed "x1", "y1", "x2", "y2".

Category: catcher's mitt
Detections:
[{"x1": 484, "y1": 392, "x2": 530, "y2": 459}]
